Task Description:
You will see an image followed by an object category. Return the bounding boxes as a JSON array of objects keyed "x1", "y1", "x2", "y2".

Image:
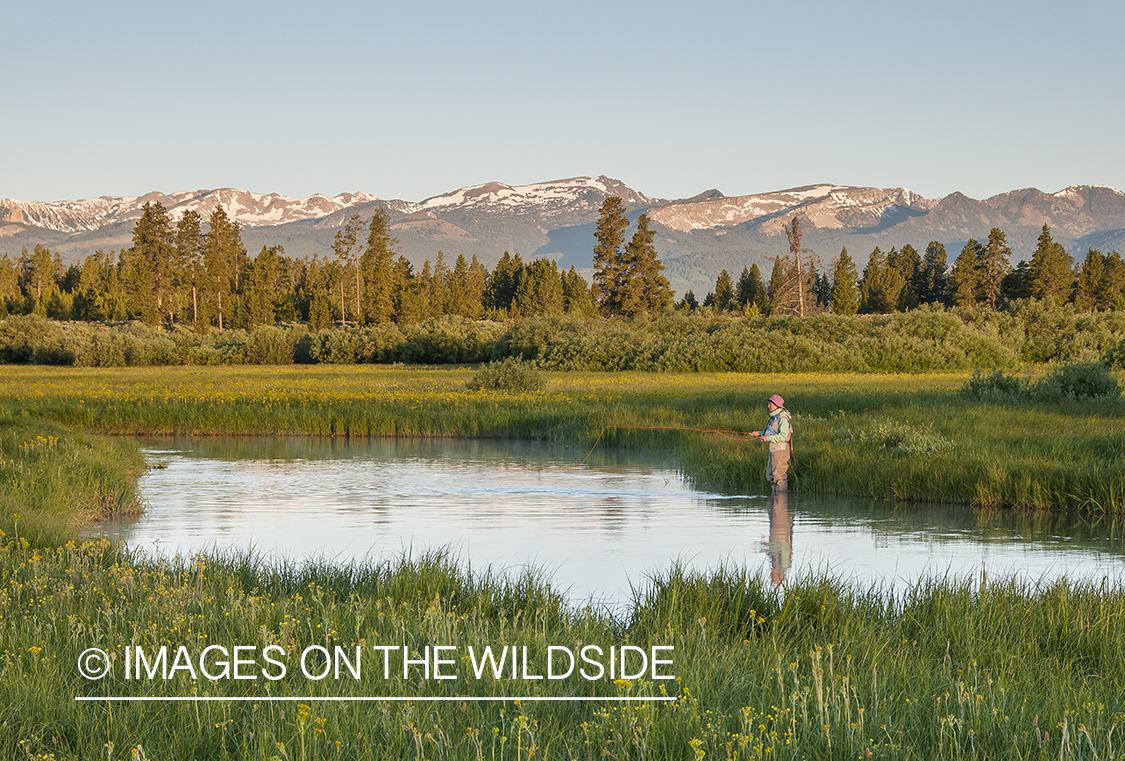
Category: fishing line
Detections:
[{"x1": 580, "y1": 425, "x2": 760, "y2": 465}]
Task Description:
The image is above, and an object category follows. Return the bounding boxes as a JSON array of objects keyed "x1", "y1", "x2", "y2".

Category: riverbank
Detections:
[
  {"x1": 3, "y1": 368, "x2": 1125, "y2": 759},
  {"x1": 4, "y1": 364, "x2": 1125, "y2": 510}
]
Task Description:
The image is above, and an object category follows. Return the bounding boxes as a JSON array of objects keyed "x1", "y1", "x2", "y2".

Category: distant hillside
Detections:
[{"x1": 3, "y1": 178, "x2": 1123, "y2": 297}]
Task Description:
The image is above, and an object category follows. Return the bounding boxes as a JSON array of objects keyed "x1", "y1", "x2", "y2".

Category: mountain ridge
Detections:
[{"x1": 4, "y1": 178, "x2": 1123, "y2": 297}]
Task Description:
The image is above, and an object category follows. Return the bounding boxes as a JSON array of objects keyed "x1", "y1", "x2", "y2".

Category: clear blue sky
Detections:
[{"x1": 3, "y1": 0, "x2": 1122, "y2": 203}]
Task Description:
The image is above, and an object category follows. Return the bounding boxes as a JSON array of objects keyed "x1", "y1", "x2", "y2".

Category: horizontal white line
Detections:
[{"x1": 75, "y1": 696, "x2": 676, "y2": 703}]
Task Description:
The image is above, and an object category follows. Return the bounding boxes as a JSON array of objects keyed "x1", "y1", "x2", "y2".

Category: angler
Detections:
[{"x1": 752, "y1": 394, "x2": 793, "y2": 493}]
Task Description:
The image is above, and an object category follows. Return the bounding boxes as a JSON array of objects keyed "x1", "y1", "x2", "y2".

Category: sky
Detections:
[{"x1": 3, "y1": 0, "x2": 1123, "y2": 204}]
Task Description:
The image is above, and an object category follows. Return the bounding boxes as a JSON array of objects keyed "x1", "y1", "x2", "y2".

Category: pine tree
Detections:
[
  {"x1": 1028, "y1": 224, "x2": 1074, "y2": 302},
  {"x1": 486, "y1": 252, "x2": 523, "y2": 315},
  {"x1": 616, "y1": 214, "x2": 672, "y2": 316},
  {"x1": 888, "y1": 244, "x2": 921, "y2": 309},
  {"x1": 431, "y1": 251, "x2": 450, "y2": 317},
  {"x1": 979, "y1": 228, "x2": 1012, "y2": 308},
  {"x1": 561, "y1": 266, "x2": 593, "y2": 314},
  {"x1": 203, "y1": 206, "x2": 246, "y2": 330},
  {"x1": 175, "y1": 210, "x2": 205, "y2": 328},
  {"x1": 447, "y1": 254, "x2": 470, "y2": 317},
  {"x1": 128, "y1": 203, "x2": 176, "y2": 326},
  {"x1": 948, "y1": 239, "x2": 983, "y2": 307},
  {"x1": 514, "y1": 258, "x2": 564, "y2": 316},
  {"x1": 592, "y1": 196, "x2": 628, "y2": 315},
  {"x1": 766, "y1": 259, "x2": 785, "y2": 316},
  {"x1": 830, "y1": 248, "x2": 860, "y2": 315},
  {"x1": 332, "y1": 213, "x2": 366, "y2": 325},
  {"x1": 712, "y1": 270, "x2": 735, "y2": 312},
  {"x1": 678, "y1": 290, "x2": 699, "y2": 311},
  {"x1": 1074, "y1": 249, "x2": 1105, "y2": 311},
  {"x1": 361, "y1": 209, "x2": 397, "y2": 323},
  {"x1": 0, "y1": 255, "x2": 21, "y2": 316},
  {"x1": 307, "y1": 287, "x2": 333, "y2": 330},
  {"x1": 465, "y1": 255, "x2": 488, "y2": 319},
  {"x1": 1001, "y1": 260, "x2": 1033, "y2": 302},
  {"x1": 917, "y1": 242, "x2": 948, "y2": 304},
  {"x1": 1098, "y1": 251, "x2": 1125, "y2": 310},
  {"x1": 859, "y1": 247, "x2": 905, "y2": 313}
]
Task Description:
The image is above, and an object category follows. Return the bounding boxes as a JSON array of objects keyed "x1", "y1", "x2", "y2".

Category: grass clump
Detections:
[
  {"x1": 467, "y1": 356, "x2": 544, "y2": 392},
  {"x1": 962, "y1": 362, "x2": 1121, "y2": 403}
]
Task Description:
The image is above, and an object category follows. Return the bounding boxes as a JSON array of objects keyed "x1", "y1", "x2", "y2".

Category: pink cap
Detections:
[{"x1": 767, "y1": 394, "x2": 785, "y2": 408}]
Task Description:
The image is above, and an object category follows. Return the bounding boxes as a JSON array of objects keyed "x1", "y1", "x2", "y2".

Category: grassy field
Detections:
[
  {"x1": 4, "y1": 364, "x2": 1125, "y2": 510},
  {"x1": 4, "y1": 366, "x2": 1125, "y2": 759}
]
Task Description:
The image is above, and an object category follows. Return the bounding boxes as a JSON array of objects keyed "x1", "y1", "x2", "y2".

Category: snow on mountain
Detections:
[
  {"x1": 648, "y1": 184, "x2": 936, "y2": 233},
  {"x1": 419, "y1": 176, "x2": 653, "y2": 217},
  {"x1": 0, "y1": 189, "x2": 382, "y2": 233}
]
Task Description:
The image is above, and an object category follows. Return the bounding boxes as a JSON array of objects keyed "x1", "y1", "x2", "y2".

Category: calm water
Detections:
[{"x1": 90, "y1": 436, "x2": 1125, "y2": 606}]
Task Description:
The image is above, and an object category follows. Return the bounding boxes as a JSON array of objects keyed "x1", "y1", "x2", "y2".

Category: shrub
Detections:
[
  {"x1": 466, "y1": 357, "x2": 544, "y2": 393},
  {"x1": 245, "y1": 326, "x2": 305, "y2": 365},
  {"x1": 961, "y1": 369, "x2": 1031, "y2": 402},
  {"x1": 1031, "y1": 361, "x2": 1121, "y2": 402},
  {"x1": 962, "y1": 362, "x2": 1121, "y2": 403}
]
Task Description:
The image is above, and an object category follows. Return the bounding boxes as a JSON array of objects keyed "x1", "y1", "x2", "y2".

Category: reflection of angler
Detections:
[{"x1": 766, "y1": 492, "x2": 792, "y2": 586}]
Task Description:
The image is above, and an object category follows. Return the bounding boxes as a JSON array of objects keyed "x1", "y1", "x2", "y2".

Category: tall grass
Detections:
[
  {"x1": 4, "y1": 533, "x2": 1125, "y2": 759},
  {"x1": 4, "y1": 387, "x2": 1125, "y2": 758},
  {"x1": 4, "y1": 365, "x2": 1125, "y2": 511}
]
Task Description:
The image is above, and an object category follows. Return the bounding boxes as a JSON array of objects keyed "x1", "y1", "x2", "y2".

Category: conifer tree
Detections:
[
  {"x1": 307, "y1": 287, "x2": 333, "y2": 330},
  {"x1": 712, "y1": 269, "x2": 735, "y2": 313},
  {"x1": 830, "y1": 248, "x2": 859, "y2": 315},
  {"x1": 621, "y1": 214, "x2": 672, "y2": 315},
  {"x1": 465, "y1": 255, "x2": 488, "y2": 318},
  {"x1": 447, "y1": 254, "x2": 470, "y2": 317},
  {"x1": 203, "y1": 206, "x2": 246, "y2": 330},
  {"x1": 332, "y1": 213, "x2": 366, "y2": 325},
  {"x1": 1074, "y1": 249, "x2": 1105, "y2": 311},
  {"x1": 979, "y1": 228, "x2": 1012, "y2": 308},
  {"x1": 917, "y1": 242, "x2": 948, "y2": 304},
  {"x1": 1001, "y1": 260, "x2": 1033, "y2": 302},
  {"x1": 1099, "y1": 251, "x2": 1125, "y2": 310},
  {"x1": 766, "y1": 259, "x2": 785, "y2": 316},
  {"x1": 888, "y1": 244, "x2": 921, "y2": 309},
  {"x1": 486, "y1": 252, "x2": 523, "y2": 315},
  {"x1": 175, "y1": 210, "x2": 205, "y2": 327},
  {"x1": 1028, "y1": 224, "x2": 1074, "y2": 302},
  {"x1": 560, "y1": 266, "x2": 593, "y2": 315},
  {"x1": 736, "y1": 266, "x2": 760, "y2": 310},
  {"x1": 361, "y1": 209, "x2": 397, "y2": 323},
  {"x1": 592, "y1": 196, "x2": 628, "y2": 315},
  {"x1": 128, "y1": 203, "x2": 176, "y2": 325},
  {"x1": 513, "y1": 258, "x2": 564, "y2": 316},
  {"x1": 859, "y1": 247, "x2": 905, "y2": 313},
  {"x1": 948, "y1": 239, "x2": 983, "y2": 307},
  {"x1": 0, "y1": 255, "x2": 20, "y2": 316},
  {"x1": 430, "y1": 251, "x2": 450, "y2": 317}
]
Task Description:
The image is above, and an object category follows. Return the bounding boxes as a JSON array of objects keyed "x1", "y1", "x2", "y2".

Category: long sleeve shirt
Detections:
[{"x1": 763, "y1": 409, "x2": 792, "y2": 452}]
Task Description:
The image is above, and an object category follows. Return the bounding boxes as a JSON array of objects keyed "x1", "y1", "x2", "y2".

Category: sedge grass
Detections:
[
  {"x1": 4, "y1": 401, "x2": 1125, "y2": 759},
  {"x1": 3, "y1": 365, "x2": 1125, "y2": 511}
]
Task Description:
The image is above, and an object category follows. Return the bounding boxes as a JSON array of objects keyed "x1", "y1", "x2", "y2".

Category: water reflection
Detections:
[
  {"x1": 766, "y1": 493, "x2": 793, "y2": 586},
  {"x1": 90, "y1": 436, "x2": 1125, "y2": 606}
]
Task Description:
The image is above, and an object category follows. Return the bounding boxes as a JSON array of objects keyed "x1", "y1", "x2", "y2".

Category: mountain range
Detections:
[{"x1": 3, "y1": 177, "x2": 1124, "y2": 297}]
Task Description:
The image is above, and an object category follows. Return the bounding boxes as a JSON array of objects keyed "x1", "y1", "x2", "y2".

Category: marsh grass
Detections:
[
  {"x1": 4, "y1": 408, "x2": 1125, "y2": 759},
  {"x1": 4, "y1": 365, "x2": 1125, "y2": 511}
]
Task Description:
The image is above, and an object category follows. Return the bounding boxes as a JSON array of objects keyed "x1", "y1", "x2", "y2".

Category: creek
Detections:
[{"x1": 90, "y1": 436, "x2": 1125, "y2": 607}]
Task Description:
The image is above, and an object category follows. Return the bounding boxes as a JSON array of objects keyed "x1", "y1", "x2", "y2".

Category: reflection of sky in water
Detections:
[{"x1": 90, "y1": 436, "x2": 1125, "y2": 608}]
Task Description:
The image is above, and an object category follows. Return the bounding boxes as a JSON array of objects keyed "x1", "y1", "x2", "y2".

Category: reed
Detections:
[{"x1": 4, "y1": 365, "x2": 1124, "y2": 511}]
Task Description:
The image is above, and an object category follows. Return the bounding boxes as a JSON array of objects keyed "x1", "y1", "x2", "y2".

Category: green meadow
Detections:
[{"x1": 3, "y1": 365, "x2": 1125, "y2": 759}]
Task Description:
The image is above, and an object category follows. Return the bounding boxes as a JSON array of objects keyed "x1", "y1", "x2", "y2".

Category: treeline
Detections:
[
  {"x1": 694, "y1": 225, "x2": 1125, "y2": 317},
  {"x1": 0, "y1": 204, "x2": 596, "y2": 329},
  {"x1": 5, "y1": 300, "x2": 1125, "y2": 371}
]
